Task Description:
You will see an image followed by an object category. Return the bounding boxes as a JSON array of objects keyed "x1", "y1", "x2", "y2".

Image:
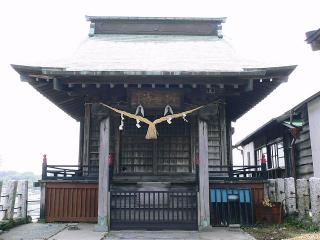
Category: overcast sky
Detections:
[{"x1": 0, "y1": 0, "x2": 320, "y2": 173}]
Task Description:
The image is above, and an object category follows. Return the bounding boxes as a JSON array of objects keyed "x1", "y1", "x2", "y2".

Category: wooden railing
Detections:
[
  {"x1": 41, "y1": 154, "x2": 284, "y2": 181},
  {"x1": 209, "y1": 165, "x2": 285, "y2": 181},
  {"x1": 209, "y1": 165, "x2": 263, "y2": 181}
]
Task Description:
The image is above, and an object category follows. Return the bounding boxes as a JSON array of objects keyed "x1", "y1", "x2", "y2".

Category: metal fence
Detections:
[
  {"x1": 210, "y1": 188, "x2": 254, "y2": 226},
  {"x1": 110, "y1": 190, "x2": 198, "y2": 230}
]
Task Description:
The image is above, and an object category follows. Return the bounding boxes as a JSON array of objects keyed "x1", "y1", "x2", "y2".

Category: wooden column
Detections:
[
  {"x1": 198, "y1": 119, "x2": 211, "y2": 229},
  {"x1": 95, "y1": 117, "x2": 110, "y2": 232},
  {"x1": 78, "y1": 119, "x2": 84, "y2": 166},
  {"x1": 39, "y1": 182, "x2": 46, "y2": 221},
  {"x1": 83, "y1": 104, "x2": 91, "y2": 175}
]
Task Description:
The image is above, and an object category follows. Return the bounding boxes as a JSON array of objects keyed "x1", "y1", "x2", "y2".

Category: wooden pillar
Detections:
[
  {"x1": 39, "y1": 182, "x2": 46, "y2": 221},
  {"x1": 83, "y1": 104, "x2": 91, "y2": 175},
  {"x1": 198, "y1": 119, "x2": 211, "y2": 229},
  {"x1": 219, "y1": 104, "x2": 228, "y2": 166},
  {"x1": 78, "y1": 119, "x2": 84, "y2": 166},
  {"x1": 95, "y1": 117, "x2": 110, "y2": 232}
]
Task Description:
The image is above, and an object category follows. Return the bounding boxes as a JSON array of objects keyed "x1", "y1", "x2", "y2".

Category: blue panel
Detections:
[{"x1": 210, "y1": 188, "x2": 251, "y2": 203}]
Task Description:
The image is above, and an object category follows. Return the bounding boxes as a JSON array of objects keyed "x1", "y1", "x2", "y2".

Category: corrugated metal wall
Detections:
[{"x1": 45, "y1": 182, "x2": 98, "y2": 222}]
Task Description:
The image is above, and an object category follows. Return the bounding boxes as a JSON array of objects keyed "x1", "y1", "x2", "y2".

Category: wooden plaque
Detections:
[{"x1": 130, "y1": 90, "x2": 181, "y2": 108}]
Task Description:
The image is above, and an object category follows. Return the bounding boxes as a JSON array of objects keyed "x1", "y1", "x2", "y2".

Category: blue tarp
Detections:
[{"x1": 210, "y1": 188, "x2": 251, "y2": 203}]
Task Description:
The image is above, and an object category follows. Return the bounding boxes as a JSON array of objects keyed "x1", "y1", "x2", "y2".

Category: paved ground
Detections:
[
  {"x1": 0, "y1": 223, "x2": 255, "y2": 240},
  {"x1": 49, "y1": 223, "x2": 105, "y2": 240},
  {"x1": 0, "y1": 223, "x2": 66, "y2": 240},
  {"x1": 105, "y1": 229, "x2": 255, "y2": 240}
]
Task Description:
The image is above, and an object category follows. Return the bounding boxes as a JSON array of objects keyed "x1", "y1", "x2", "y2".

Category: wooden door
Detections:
[{"x1": 119, "y1": 117, "x2": 191, "y2": 174}]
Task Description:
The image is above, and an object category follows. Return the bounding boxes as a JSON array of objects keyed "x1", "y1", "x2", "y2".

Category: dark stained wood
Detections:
[
  {"x1": 89, "y1": 17, "x2": 223, "y2": 36},
  {"x1": 82, "y1": 104, "x2": 91, "y2": 174},
  {"x1": 45, "y1": 182, "x2": 98, "y2": 222},
  {"x1": 130, "y1": 90, "x2": 182, "y2": 109}
]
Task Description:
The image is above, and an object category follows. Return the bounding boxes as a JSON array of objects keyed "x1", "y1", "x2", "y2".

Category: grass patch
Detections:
[
  {"x1": 243, "y1": 215, "x2": 319, "y2": 240},
  {"x1": 0, "y1": 216, "x2": 31, "y2": 231}
]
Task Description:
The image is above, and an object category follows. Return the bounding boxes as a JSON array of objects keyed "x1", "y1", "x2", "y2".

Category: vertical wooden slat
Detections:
[{"x1": 45, "y1": 183, "x2": 98, "y2": 222}]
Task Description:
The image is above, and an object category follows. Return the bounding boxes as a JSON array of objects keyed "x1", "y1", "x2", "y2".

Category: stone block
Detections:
[
  {"x1": 284, "y1": 177, "x2": 296, "y2": 215},
  {"x1": 267, "y1": 179, "x2": 277, "y2": 202},
  {"x1": 276, "y1": 178, "x2": 285, "y2": 204},
  {"x1": 310, "y1": 177, "x2": 320, "y2": 224},
  {"x1": 296, "y1": 179, "x2": 310, "y2": 217}
]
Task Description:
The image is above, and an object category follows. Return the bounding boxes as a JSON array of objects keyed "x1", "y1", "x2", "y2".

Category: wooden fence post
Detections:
[
  {"x1": 3, "y1": 180, "x2": 18, "y2": 220},
  {"x1": 17, "y1": 180, "x2": 28, "y2": 220},
  {"x1": 42, "y1": 154, "x2": 47, "y2": 180}
]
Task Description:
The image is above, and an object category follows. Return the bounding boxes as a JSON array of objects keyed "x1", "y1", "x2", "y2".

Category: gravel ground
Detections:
[{"x1": 286, "y1": 233, "x2": 320, "y2": 240}]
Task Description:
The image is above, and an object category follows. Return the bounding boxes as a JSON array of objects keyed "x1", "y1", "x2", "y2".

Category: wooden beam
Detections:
[
  {"x1": 95, "y1": 117, "x2": 110, "y2": 232},
  {"x1": 198, "y1": 120, "x2": 211, "y2": 229}
]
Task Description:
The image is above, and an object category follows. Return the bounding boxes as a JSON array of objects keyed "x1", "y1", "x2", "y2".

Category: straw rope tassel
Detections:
[{"x1": 100, "y1": 102, "x2": 203, "y2": 139}]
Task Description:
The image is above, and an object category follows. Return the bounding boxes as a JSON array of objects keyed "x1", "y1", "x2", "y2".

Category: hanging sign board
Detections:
[{"x1": 130, "y1": 90, "x2": 182, "y2": 108}]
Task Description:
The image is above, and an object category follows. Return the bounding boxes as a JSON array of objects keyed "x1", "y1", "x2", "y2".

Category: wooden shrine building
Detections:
[{"x1": 12, "y1": 16, "x2": 296, "y2": 230}]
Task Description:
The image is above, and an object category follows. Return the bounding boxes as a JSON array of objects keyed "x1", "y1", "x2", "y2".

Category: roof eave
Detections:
[
  {"x1": 85, "y1": 15, "x2": 227, "y2": 23},
  {"x1": 11, "y1": 64, "x2": 296, "y2": 78}
]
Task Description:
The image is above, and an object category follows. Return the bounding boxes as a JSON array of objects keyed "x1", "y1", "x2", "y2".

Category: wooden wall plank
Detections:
[{"x1": 45, "y1": 182, "x2": 98, "y2": 222}]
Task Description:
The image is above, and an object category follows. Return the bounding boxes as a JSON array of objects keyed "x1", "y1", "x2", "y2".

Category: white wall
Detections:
[
  {"x1": 308, "y1": 97, "x2": 320, "y2": 177},
  {"x1": 243, "y1": 142, "x2": 255, "y2": 166}
]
